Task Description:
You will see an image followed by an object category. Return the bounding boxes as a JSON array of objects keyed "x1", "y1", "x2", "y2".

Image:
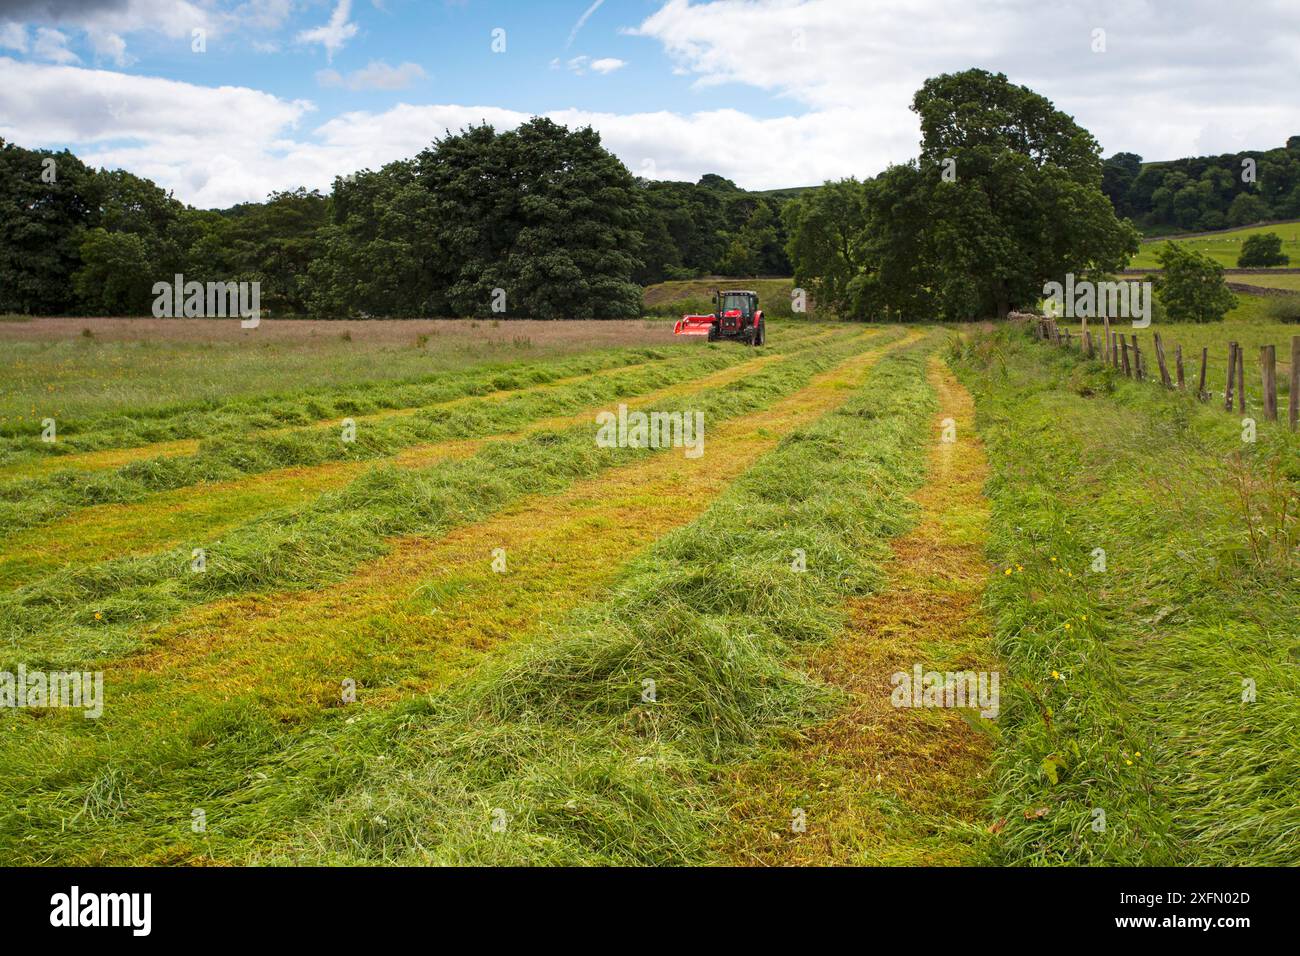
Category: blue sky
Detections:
[
  {"x1": 69, "y1": 1, "x2": 782, "y2": 119},
  {"x1": 1, "y1": 1, "x2": 1297, "y2": 208}
]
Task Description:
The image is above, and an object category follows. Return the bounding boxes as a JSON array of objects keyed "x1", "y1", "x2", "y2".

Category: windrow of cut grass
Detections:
[
  {"x1": 251, "y1": 336, "x2": 939, "y2": 865},
  {"x1": 0, "y1": 343, "x2": 671, "y2": 464},
  {"x1": 0, "y1": 329, "x2": 846, "y2": 590},
  {"x1": 951, "y1": 324, "x2": 1299, "y2": 865},
  {"x1": 0, "y1": 327, "x2": 898, "y2": 676},
  {"x1": 0, "y1": 328, "x2": 840, "y2": 540},
  {"x1": 0, "y1": 326, "x2": 827, "y2": 477},
  {"x1": 717, "y1": 356, "x2": 997, "y2": 865},
  {"x1": 0, "y1": 333, "x2": 920, "y2": 865},
  {"x1": 0, "y1": 330, "x2": 935, "y2": 868}
]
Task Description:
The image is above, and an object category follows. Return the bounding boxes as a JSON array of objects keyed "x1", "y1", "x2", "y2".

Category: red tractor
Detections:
[{"x1": 673, "y1": 289, "x2": 766, "y2": 346}]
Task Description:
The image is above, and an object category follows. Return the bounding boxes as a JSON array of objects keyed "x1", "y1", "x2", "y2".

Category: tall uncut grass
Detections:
[{"x1": 952, "y1": 324, "x2": 1298, "y2": 865}]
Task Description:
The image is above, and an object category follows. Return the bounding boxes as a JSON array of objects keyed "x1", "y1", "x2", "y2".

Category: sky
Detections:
[{"x1": 0, "y1": 0, "x2": 1297, "y2": 209}]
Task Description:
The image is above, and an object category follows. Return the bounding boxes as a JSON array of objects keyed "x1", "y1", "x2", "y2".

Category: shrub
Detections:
[
  {"x1": 1262, "y1": 295, "x2": 1300, "y2": 323},
  {"x1": 1237, "y1": 232, "x2": 1290, "y2": 268},
  {"x1": 1153, "y1": 242, "x2": 1236, "y2": 322}
]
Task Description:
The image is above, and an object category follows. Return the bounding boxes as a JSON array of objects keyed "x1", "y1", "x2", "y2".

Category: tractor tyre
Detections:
[
  {"x1": 755, "y1": 320, "x2": 766, "y2": 346},
  {"x1": 707, "y1": 325, "x2": 719, "y2": 342}
]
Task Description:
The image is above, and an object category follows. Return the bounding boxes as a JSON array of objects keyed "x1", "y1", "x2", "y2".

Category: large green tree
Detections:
[
  {"x1": 783, "y1": 178, "x2": 867, "y2": 314},
  {"x1": 907, "y1": 69, "x2": 1139, "y2": 318},
  {"x1": 0, "y1": 140, "x2": 98, "y2": 314},
  {"x1": 416, "y1": 118, "x2": 645, "y2": 318},
  {"x1": 788, "y1": 70, "x2": 1139, "y2": 321}
]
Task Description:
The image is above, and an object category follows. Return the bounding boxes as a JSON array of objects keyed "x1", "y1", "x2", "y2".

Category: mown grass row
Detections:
[
  {"x1": 0, "y1": 329, "x2": 897, "y2": 676},
  {"x1": 952, "y1": 324, "x2": 1299, "y2": 865},
  {"x1": 0, "y1": 329, "x2": 920, "y2": 868},
  {"x1": 250, "y1": 338, "x2": 937, "y2": 864},
  {"x1": 4, "y1": 326, "x2": 821, "y2": 457},
  {"x1": 0, "y1": 343, "x2": 665, "y2": 458},
  {"x1": 0, "y1": 330, "x2": 836, "y2": 539}
]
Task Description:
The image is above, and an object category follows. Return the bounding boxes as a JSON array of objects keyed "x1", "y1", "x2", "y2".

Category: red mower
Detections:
[{"x1": 673, "y1": 289, "x2": 766, "y2": 346}]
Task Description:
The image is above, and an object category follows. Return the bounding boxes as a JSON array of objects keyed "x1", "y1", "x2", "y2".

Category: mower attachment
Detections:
[{"x1": 673, "y1": 314, "x2": 716, "y2": 336}]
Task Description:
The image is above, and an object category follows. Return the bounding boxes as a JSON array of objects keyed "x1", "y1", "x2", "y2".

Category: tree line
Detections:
[
  {"x1": 1102, "y1": 138, "x2": 1300, "y2": 233},
  {"x1": 0, "y1": 119, "x2": 794, "y2": 319}
]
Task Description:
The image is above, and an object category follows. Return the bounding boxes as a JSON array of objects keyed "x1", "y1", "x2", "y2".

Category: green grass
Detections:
[
  {"x1": 952, "y1": 325, "x2": 1298, "y2": 865},
  {"x1": 1133, "y1": 221, "x2": 1300, "y2": 269},
  {"x1": 1231, "y1": 273, "x2": 1300, "y2": 292},
  {"x1": 0, "y1": 328, "x2": 633, "y2": 432},
  {"x1": 0, "y1": 328, "x2": 891, "y2": 675},
  {"x1": 0, "y1": 346, "x2": 674, "y2": 458},
  {"x1": 0, "y1": 333, "x2": 838, "y2": 538},
  {"x1": 0, "y1": 331, "x2": 930, "y2": 865}
]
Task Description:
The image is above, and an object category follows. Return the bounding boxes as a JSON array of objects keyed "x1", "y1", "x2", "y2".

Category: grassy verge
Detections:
[{"x1": 952, "y1": 324, "x2": 1299, "y2": 865}]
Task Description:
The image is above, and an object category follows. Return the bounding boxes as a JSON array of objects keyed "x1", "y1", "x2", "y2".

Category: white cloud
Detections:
[
  {"x1": 559, "y1": 55, "x2": 625, "y2": 76},
  {"x1": 33, "y1": 27, "x2": 78, "y2": 64},
  {"x1": 318, "y1": 60, "x2": 426, "y2": 90},
  {"x1": 0, "y1": 23, "x2": 27, "y2": 53},
  {"x1": 0, "y1": 56, "x2": 313, "y2": 208},
  {"x1": 89, "y1": 30, "x2": 130, "y2": 67},
  {"x1": 0, "y1": 56, "x2": 885, "y2": 205},
  {"x1": 3, "y1": 1, "x2": 1299, "y2": 210},
  {"x1": 631, "y1": 0, "x2": 1300, "y2": 165},
  {"x1": 296, "y1": 0, "x2": 358, "y2": 61}
]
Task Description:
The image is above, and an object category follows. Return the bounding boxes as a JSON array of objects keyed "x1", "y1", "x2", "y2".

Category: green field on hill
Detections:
[{"x1": 1133, "y1": 222, "x2": 1300, "y2": 269}]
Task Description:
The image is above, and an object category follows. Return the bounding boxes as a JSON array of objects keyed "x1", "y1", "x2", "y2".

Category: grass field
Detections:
[
  {"x1": 0, "y1": 314, "x2": 1292, "y2": 866},
  {"x1": 1133, "y1": 221, "x2": 1300, "y2": 269}
]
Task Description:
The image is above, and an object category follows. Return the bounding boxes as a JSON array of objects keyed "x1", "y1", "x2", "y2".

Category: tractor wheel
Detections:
[
  {"x1": 755, "y1": 321, "x2": 766, "y2": 346},
  {"x1": 707, "y1": 325, "x2": 719, "y2": 342}
]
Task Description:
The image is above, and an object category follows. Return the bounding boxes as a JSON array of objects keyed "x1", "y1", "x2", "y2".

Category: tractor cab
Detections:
[{"x1": 717, "y1": 291, "x2": 757, "y2": 332}]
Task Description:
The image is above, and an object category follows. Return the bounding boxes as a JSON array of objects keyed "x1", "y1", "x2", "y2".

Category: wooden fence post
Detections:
[
  {"x1": 1175, "y1": 344, "x2": 1185, "y2": 389},
  {"x1": 1102, "y1": 316, "x2": 1112, "y2": 364},
  {"x1": 1084, "y1": 330, "x2": 1094, "y2": 358},
  {"x1": 1237, "y1": 344, "x2": 1246, "y2": 413},
  {"x1": 1225, "y1": 343, "x2": 1237, "y2": 410},
  {"x1": 1132, "y1": 335, "x2": 1144, "y2": 381},
  {"x1": 1198, "y1": 347, "x2": 1208, "y2": 400},
  {"x1": 1153, "y1": 332, "x2": 1172, "y2": 387},
  {"x1": 1290, "y1": 336, "x2": 1299, "y2": 432},
  {"x1": 1261, "y1": 345, "x2": 1278, "y2": 421},
  {"x1": 1121, "y1": 336, "x2": 1131, "y2": 376}
]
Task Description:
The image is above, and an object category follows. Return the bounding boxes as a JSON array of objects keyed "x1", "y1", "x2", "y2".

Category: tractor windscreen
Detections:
[{"x1": 721, "y1": 295, "x2": 751, "y2": 315}]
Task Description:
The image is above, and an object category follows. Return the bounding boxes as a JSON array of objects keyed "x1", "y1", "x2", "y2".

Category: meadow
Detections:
[
  {"x1": 0, "y1": 305, "x2": 1293, "y2": 866},
  {"x1": 1132, "y1": 220, "x2": 1300, "y2": 269}
]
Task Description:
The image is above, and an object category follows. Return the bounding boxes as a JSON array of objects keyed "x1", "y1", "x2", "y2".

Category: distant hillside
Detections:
[
  {"x1": 1103, "y1": 137, "x2": 1300, "y2": 233},
  {"x1": 1130, "y1": 221, "x2": 1300, "y2": 270}
]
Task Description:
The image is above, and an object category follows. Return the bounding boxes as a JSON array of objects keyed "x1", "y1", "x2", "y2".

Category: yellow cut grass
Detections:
[
  {"x1": 91, "y1": 332, "x2": 919, "y2": 739},
  {"x1": 720, "y1": 356, "x2": 997, "y2": 865},
  {"x1": 0, "y1": 335, "x2": 852, "y2": 590}
]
